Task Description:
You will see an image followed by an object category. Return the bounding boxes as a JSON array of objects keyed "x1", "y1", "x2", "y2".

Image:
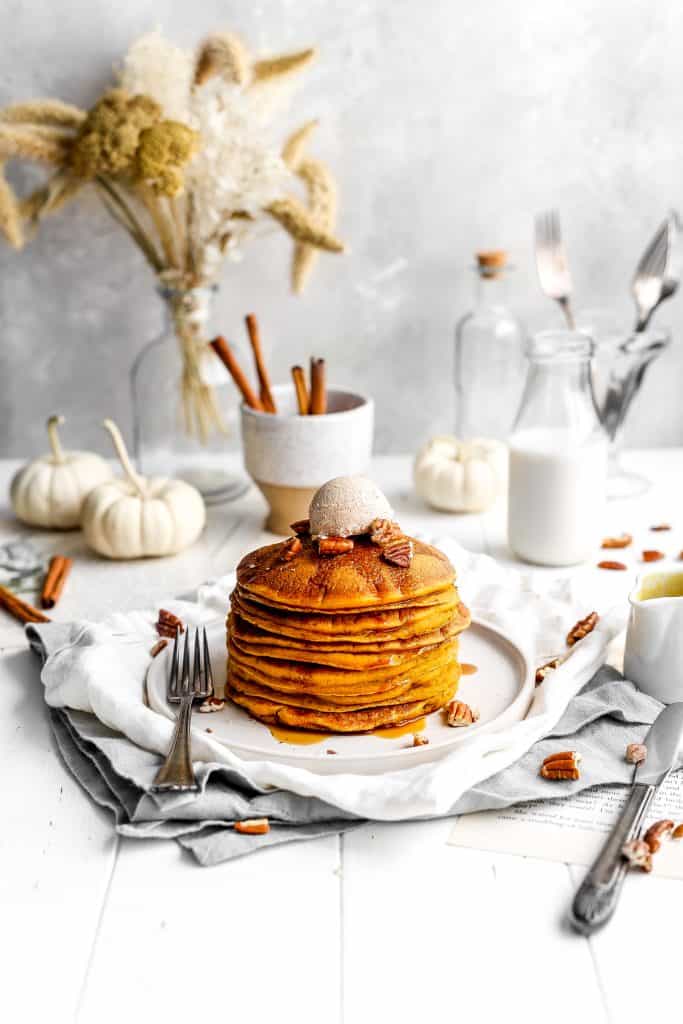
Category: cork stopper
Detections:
[{"x1": 476, "y1": 250, "x2": 508, "y2": 277}]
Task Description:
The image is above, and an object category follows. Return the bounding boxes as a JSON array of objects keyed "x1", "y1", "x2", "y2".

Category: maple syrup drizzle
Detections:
[
  {"x1": 373, "y1": 716, "x2": 427, "y2": 739},
  {"x1": 460, "y1": 663, "x2": 478, "y2": 676},
  {"x1": 268, "y1": 724, "x2": 331, "y2": 746}
]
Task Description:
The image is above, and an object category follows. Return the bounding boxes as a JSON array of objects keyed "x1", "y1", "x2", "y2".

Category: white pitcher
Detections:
[{"x1": 624, "y1": 568, "x2": 683, "y2": 703}]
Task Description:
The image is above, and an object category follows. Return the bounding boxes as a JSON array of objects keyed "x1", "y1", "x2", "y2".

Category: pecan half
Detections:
[
  {"x1": 156, "y1": 609, "x2": 184, "y2": 638},
  {"x1": 597, "y1": 560, "x2": 628, "y2": 571},
  {"x1": 198, "y1": 696, "x2": 226, "y2": 714},
  {"x1": 643, "y1": 819, "x2": 674, "y2": 854},
  {"x1": 281, "y1": 536, "x2": 302, "y2": 561},
  {"x1": 566, "y1": 611, "x2": 599, "y2": 647},
  {"x1": 625, "y1": 742, "x2": 647, "y2": 766},
  {"x1": 651, "y1": 524, "x2": 672, "y2": 532},
  {"x1": 540, "y1": 750, "x2": 581, "y2": 781},
  {"x1": 411, "y1": 733, "x2": 429, "y2": 747},
  {"x1": 642, "y1": 549, "x2": 665, "y2": 563},
  {"x1": 601, "y1": 533, "x2": 633, "y2": 549},
  {"x1": 535, "y1": 657, "x2": 561, "y2": 685},
  {"x1": 622, "y1": 838, "x2": 653, "y2": 872},
  {"x1": 672, "y1": 823, "x2": 683, "y2": 840},
  {"x1": 234, "y1": 817, "x2": 270, "y2": 835},
  {"x1": 150, "y1": 638, "x2": 168, "y2": 658},
  {"x1": 318, "y1": 536, "x2": 354, "y2": 556},
  {"x1": 446, "y1": 700, "x2": 480, "y2": 727},
  {"x1": 290, "y1": 518, "x2": 310, "y2": 535},
  {"x1": 382, "y1": 537, "x2": 413, "y2": 568},
  {"x1": 370, "y1": 518, "x2": 403, "y2": 546}
]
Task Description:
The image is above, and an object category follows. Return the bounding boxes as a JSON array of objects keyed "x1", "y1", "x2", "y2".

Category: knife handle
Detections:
[{"x1": 570, "y1": 782, "x2": 655, "y2": 935}]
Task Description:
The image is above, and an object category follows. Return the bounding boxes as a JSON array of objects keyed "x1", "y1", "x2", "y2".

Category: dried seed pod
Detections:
[
  {"x1": 540, "y1": 751, "x2": 582, "y2": 781},
  {"x1": 642, "y1": 550, "x2": 665, "y2": 563},
  {"x1": 643, "y1": 819, "x2": 674, "y2": 854},
  {"x1": 281, "y1": 537, "x2": 302, "y2": 561},
  {"x1": 234, "y1": 817, "x2": 270, "y2": 835},
  {"x1": 318, "y1": 536, "x2": 354, "y2": 556},
  {"x1": 601, "y1": 533, "x2": 632, "y2": 549},
  {"x1": 566, "y1": 611, "x2": 599, "y2": 647},
  {"x1": 535, "y1": 657, "x2": 561, "y2": 685},
  {"x1": 625, "y1": 742, "x2": 647, "y2": 766},
  {"x1": 622, "y1": 838, "x2": 653, "y2": 872},
  {"x1": 597, "y1": 560, "x2": 628, "y2": 571},
  {"x1": 446, "y1": 700, "x2": 479, "y2": 728}
]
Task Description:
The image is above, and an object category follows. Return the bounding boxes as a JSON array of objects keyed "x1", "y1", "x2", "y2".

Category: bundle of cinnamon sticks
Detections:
[
  {"x1": 210, "y1": 314, "x2": 328, "y2": 416},
  {"x1": 0, "y1": 554, "x2": 73, "y2": 625}
]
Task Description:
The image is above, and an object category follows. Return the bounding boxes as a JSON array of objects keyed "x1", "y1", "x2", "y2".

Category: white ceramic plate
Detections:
[{"x1": 146, "y1": 617, "x2": 534, "y2": 775}]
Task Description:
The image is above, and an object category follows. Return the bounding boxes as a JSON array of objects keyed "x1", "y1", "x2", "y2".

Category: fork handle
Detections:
[{"x1": 152, "y1": 695, "x2": 198, "y2": 792}]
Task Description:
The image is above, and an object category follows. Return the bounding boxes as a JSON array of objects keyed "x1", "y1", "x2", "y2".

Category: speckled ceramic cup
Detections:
[{"x1": 240, "y1": 386, "x2": 374, "y2": 534}]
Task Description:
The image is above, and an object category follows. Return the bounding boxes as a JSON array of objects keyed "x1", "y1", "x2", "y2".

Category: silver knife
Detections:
[{"x1": 570, "y1": 701, "x2": 683, "y2": 935}]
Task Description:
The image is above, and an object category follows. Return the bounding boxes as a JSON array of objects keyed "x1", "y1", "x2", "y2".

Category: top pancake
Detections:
[{"x1": 236, "y1": 534, "x2": 456, "y2": 610}]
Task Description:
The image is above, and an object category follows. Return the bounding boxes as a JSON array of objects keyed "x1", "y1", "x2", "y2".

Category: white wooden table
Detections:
[{"x1": 2, "y1": 451, "x2": 682, "y2": 1024}]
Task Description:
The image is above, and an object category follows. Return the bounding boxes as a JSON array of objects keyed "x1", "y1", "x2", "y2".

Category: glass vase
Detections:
[{"x1": 131, "y1": 286, "x2": 250, "y2": 503}]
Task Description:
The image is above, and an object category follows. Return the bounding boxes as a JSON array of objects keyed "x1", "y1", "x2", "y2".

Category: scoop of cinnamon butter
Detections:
[{"x1": 308, "y1": 475, "x2": 394, "y2": 539}]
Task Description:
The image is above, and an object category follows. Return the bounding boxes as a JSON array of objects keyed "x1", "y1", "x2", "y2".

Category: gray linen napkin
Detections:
[{"x1": 27, "y1": 625, "x2": 663, "y2": 864}]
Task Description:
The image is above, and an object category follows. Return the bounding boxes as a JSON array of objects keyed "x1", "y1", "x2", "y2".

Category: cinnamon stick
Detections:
[
  {"x1": 0, "y1": 585, "x2": 50, "y2": 625},
  {"x1": 40, "y1": 555, "x2": 73, "y2": 609},
  {"x1": 245, "y1": 314, "x2": 277, "y2": 413},
  {"x1": 210, "y1": 336, "x2": 264, "y2": 411},
  {"x1": 291, "y1": 365, "x2": 309, "y2": 415},
  {"x1": 309, "y1": 357, "x2": 327, "y2": 415}
]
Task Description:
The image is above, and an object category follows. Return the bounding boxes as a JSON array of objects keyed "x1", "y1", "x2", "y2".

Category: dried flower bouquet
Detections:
[{"x1": 0, "y1": 30, "x2": 344, "y2": 439}]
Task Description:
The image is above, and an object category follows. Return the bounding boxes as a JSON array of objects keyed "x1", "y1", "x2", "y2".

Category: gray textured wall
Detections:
[{"x1": 1, "y1": 0, "x2": 682, "y2": 457}]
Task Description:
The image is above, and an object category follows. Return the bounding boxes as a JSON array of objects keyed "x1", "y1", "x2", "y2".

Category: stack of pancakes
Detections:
[{"x1": 226, "y1": 531, "x2": 470, "y2": 733}]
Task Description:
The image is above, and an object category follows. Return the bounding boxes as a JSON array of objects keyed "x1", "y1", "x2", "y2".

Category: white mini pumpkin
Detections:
[
  {"x1": 414, "y1": 435, "x2": 508, "y2": 513},
  {"x1": 10, "y1": 415, "x2": 113, "y2": 529},
  {"x1": 81, "y1": 420, "x2": 206, "y2": 560}
]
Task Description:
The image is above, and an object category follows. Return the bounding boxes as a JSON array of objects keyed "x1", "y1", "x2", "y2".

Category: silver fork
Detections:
[
  {"x1": 152, "y1": 627, "x2": 213, "y2": 793},
  {"x1": 631, "y1": 212, "x2": 680, "y2": 332},
  {"x1": 534, "y1": 208, "x2": 576, "y2": 329}
]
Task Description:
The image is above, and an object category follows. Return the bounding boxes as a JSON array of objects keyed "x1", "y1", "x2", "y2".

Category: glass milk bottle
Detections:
[
  {"x1": 508, "y1": 331, "x2": 608, "y2": 566},
  {"x1": 454, "y1": 251, "x2": 525, "y2": 440}
]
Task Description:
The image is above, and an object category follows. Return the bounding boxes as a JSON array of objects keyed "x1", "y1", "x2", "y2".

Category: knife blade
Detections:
[{"x1": 570, "y1": 701, "x2": 683, "y2": 935}]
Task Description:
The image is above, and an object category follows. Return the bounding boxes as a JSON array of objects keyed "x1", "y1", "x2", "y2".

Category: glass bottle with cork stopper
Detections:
[{"x1": 454, "y1": 250, "x2": 525, "y2": 440}]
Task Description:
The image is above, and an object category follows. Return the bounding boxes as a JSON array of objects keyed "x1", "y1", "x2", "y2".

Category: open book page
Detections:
[{"x1": 448, "y1": 771, "x2": 683, "y2": 878}]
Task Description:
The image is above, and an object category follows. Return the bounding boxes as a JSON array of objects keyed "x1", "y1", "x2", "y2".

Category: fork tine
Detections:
[
  {"x1": 636, "y1": 219, "x2": 668, "y2": 276},
  {"x1": 168, "y1": 628, "x2": 181, "y2": 699},
  {"x1": 192, "y1": 627, "x2": 203, "y2": 695},
  {"x1": 202, "y1": 627, "x2": 214, "y2": 697},
  {"x1": 180, "y1": 629, "x2": 191, "y2": 696}
]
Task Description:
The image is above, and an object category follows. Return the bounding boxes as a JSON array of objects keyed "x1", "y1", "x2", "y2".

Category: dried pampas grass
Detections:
[
  {"x1": 282, "y1": 119, "x2": 318, "y2": 170},
  {"x1": 194, "y1": 33, "x2": 249, "y2": 87},
  {"x1": 0, "y1": 165, "x2": 22, "y2": 248},
  {"x1": 0, "y1": 125, "x2": 71, "y2": 165},
  {"x1": 19, "y1": 171, "x2": 83, "y2": 230},
  {"x1": 266, "y1": 195, "x2": 343, "y2": 252},
  {"x1": 0, "y1": 99, "x2": 85, "y2": 128},
  {"x1": 252, "y1": 48, "x2": 316, "y2": 85},
  {"x1": 292, "y1": 157, "x2": 337, "y2": 293}
]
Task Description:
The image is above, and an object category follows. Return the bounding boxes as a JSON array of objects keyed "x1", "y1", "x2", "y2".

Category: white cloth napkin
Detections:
[{"x1": 35, "y1": 538, "x2": 628, "y2": 821}]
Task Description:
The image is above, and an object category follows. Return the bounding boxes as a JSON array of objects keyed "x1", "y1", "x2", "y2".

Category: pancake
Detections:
[
  {"x1": 236, "y1": 534, "x2": 455, "y2": 610},
  {"x1": 229, "y1": 616, "x2": 459, "y2": 670},
  {"x1": 237, "y1": 585, "x2": 456, "y2": 615},
  {"x1": 228, "y1": 662, "x2": 460, "y2": 712},
  {"x1": 229, "y1": 610, "x2": 463, "y2": 655},
  {"x1": 228, "y1": 637, "x2": 458, "y2": 693},
  {"x1": 231, "y1": 589, "x2": 466, "y2": 642},
  {"x1": 226, "y1": 682, "x2": 458, "y2": 732}
]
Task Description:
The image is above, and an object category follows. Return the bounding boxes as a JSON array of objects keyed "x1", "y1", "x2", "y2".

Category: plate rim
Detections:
[{"x1": 146, "y1": 614, "x2": 535, "y2": 766}]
